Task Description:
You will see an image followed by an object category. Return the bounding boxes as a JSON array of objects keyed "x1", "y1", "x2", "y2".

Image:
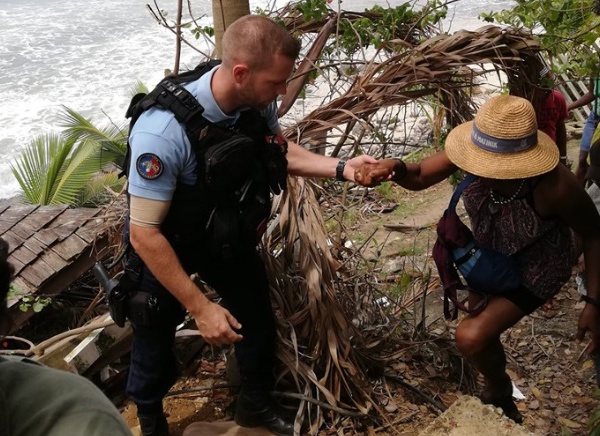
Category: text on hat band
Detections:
[{"x1": 471, "y1": 123, "x2": 537, "y2": 154}]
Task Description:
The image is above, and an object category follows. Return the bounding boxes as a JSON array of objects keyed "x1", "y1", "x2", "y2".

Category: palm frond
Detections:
[
  {"x1": 10, "y1": 134, "x2": 76, "y2": 204},
  {"x1": 49, "y1": 140, "x2": 117, "y2": 205},
  {"x1": 128, "y1": 80, "x2": 149, "y2": 97},
  {"x1": 59, "y1": 106, "x2": 127, "y2": 147}
]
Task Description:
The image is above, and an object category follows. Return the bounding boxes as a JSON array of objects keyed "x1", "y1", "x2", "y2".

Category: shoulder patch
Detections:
[{"x1": 136, "y1": 153, "x2": 163, "y2": 180}]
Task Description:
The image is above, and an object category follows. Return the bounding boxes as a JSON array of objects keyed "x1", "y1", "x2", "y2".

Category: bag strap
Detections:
[
  {"x1": 448, "y1": 173, "x2": 476, "y2": 211},
  {"x1": 438, "y1": 173, "x2": 480, "y2": 320}
]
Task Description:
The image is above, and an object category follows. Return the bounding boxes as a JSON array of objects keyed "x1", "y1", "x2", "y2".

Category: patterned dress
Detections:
[{"x1": 462, "y1": 177, "x2": 576, "y2": 301}]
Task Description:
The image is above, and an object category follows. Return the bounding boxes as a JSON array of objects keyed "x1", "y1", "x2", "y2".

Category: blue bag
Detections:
[{"x1": 432, "y1": 174, "x2": 521, "y2": 319}]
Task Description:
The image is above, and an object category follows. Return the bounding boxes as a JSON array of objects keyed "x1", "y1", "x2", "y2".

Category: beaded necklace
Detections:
[{"x1": 489, "y1": 179, "x2": 526, "y2": 205}]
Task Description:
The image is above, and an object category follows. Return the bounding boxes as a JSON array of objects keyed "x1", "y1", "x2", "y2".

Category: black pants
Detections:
[{"x1": 126, "y1": 249, "x2": 276, "y2": 414}]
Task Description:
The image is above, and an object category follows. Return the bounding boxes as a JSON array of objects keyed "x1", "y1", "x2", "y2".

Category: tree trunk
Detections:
[{"x1": 212, "y1": 0, "x2": 250, "y2": 59}]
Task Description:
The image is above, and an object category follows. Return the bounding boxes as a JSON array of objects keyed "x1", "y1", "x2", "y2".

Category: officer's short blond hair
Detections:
[{"x1": 222, "y1": 15, "x2": 300, "y2": 70}]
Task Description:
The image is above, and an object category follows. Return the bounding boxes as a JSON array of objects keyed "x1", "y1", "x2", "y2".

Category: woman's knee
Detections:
[{"x1": 455, "y1": 321, "x2": 495, "y2": 357}]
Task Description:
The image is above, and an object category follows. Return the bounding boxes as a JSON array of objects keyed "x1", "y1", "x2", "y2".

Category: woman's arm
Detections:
[
  {"x1": 535, "y1": 165, "x2": 600, "y2": 353},
  {"x1": 355, "y1": 150, "x2": 459, "y2": 190}
]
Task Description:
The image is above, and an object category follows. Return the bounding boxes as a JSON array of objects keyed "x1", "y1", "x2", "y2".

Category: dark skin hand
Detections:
[{"x1": 357, "y1": 152, "x2": 600, "y2": 353}]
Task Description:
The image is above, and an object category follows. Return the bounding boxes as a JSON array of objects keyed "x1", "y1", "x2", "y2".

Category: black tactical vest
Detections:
[{"x1": 124, "y1": 62, "x2": 286, "y2": 269}]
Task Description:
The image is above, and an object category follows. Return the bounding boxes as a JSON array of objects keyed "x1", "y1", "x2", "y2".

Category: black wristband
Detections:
[
  {"x1": 336, "y1": 159, "x2": 347, "y2": 181},
  {"x1": 392, "y1": 159, "x2": 407, "y2": 182},
  {"x1": 582, "y1": 294, "x2": 600, "y2": 309}
]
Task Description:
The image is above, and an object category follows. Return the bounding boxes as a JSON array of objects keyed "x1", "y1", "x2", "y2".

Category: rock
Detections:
[{"x1": 419, "y1": 396, "x2": 535, "y2": 436}]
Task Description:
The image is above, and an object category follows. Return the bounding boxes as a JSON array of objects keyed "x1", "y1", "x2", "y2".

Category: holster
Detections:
[
  {"x1": 113, "y1": 251, "x2": 145, "y2": 327},
  {"x1": 106, "y1": 284, "x2": 128, "y2": 328}
]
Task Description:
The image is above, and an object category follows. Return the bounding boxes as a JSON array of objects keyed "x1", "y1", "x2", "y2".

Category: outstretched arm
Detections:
[
  {"x1": 568, "y1": 78, "x2": 595, "y2": 111},
  {"x1": 355, "y1": 150, "x2": 459, "y2": 190},
  {"x1": 283, "y1": 136, "x2": 378, "y2": 182}
]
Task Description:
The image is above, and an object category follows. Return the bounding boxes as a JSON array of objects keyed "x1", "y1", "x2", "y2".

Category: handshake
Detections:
[{"x1": 354, "y1": 158, "x2": 407, "y2": 187}]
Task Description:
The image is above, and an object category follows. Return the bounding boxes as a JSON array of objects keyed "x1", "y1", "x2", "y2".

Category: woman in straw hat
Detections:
[{"x1": 356, "y1": 95, "x2": 600, "y2": 423}]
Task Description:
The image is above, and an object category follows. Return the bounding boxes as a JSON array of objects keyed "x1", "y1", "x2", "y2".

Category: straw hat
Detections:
[{"x1": 445, "y1": 95, "x2": 558, "y2": 179}]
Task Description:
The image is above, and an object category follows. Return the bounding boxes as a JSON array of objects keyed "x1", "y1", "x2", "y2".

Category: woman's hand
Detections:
[{"x1": 355, "y1": 159, "x2": 403, "y2": 187}]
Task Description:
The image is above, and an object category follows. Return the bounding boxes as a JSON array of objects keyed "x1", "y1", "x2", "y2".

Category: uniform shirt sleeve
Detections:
[{"x1": 127, "y1": 109, "x2": 195, "y2": 201}]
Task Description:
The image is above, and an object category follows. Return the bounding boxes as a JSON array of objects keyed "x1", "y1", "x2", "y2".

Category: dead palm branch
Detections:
[
  {"x1": 261, "y1": 25, "x2": 543, "y2": 433},
  {"x1": 283, "y1": 25, "x2": 542, "y2": 147}
]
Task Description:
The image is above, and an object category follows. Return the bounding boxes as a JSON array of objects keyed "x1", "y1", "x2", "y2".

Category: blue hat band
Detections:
[{"x1": 471, "y1": 124, "x2": 537, "y2": 154}]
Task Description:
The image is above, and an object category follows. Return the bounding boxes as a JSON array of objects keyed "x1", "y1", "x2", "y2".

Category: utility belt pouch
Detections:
[{"x1": 129, "y1": 291, "x2": 160, "y2": 328}]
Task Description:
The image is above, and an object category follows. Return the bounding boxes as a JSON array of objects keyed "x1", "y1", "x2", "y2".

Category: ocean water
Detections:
[{"x1": 0, "y1": 0, "x2": 513, "y2": 199}]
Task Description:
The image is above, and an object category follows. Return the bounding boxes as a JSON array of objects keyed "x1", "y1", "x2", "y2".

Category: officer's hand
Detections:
[
  {"x1": 355, "y1": 159, "x2": 399, "y2": 187},
  {"x1": 344, "y1": 155, "x2": 378, "y2": 182},
  {"x1": 194, "y1": 301, "x2": 243, "y2": 345},
  {"x1": 263, "y1": 135, "x2": 288, "y2": 195}
]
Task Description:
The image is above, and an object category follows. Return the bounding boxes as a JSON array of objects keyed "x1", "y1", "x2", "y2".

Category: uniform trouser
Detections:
[{"x1": 126, "y1": 249, "x2": 276, "y2": 414}]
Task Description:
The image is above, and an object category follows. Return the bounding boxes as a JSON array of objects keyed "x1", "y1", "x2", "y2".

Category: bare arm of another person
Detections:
[
  {"x1": 283, "y1": 136, "x2": 378, "y2": 182},
  {"x1": 534, "y1": 165, "x2": 600, "y2": 353},
  {"x1": 129, "y1": 196, "x2": 242, "y2": 345},
  {"x1": 568, "y1": 78, "x2": 595, "y2": 111},
  {"x1": 355, "y1": 150, "x2": 459, "y2": 189}
]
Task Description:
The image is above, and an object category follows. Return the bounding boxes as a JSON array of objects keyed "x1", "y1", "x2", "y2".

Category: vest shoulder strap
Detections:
[{"x1": 122, "y1": 60, "x2": 221, "y2": 177}]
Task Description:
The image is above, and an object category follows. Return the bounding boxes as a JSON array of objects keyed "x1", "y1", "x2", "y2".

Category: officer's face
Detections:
[{"x1": 243, "y1": 53, "x2": 294, "y2": 110}]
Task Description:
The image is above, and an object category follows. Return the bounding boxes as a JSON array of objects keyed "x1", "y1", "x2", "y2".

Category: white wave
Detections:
[{"x1": 0, "y1": 0, "x2": 513, "y2": 199}]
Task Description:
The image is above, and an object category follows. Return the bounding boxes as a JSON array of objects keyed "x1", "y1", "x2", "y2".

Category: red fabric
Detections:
[
  {"x1": 536, "y1": 90, "x2": 568, "y2": 141},
  {"x1": 432, "y1": 209, "x2": 469, "y2": 320}
]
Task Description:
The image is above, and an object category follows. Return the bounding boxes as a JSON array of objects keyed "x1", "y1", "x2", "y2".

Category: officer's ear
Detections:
[{"x1": 232, "y1": 63, "x2": 251, "y2": 84}]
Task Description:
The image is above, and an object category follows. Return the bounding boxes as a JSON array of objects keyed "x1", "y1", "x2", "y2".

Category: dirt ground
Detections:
[{"x1": 120, "y1": 135, "x2": 599, "y2": 435}]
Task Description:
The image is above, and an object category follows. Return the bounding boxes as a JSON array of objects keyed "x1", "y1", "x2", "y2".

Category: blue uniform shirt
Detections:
[{"x1": 128, "y1": 65, "x2": 280, "y2": 201}]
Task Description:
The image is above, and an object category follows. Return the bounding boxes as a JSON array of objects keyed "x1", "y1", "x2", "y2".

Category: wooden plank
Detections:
[
  {"x1": 9, "y1": 276, "x2": 34, "y2": 297},
  {"x1": 37, "y1": 333, "x2": 90, "y2": 372},
  {"x1": 22, "y1": 237, "x2": 46, "y2": 256},
  {"x1": 0, "y1": 204, "x2": 39, "y2": 235},
  {"x1": 65, "y1": 317, "x2": 132, "y2": 376},
  {"x1": 552, "y1": 50, "x2": 598, "y2": 123},
  {"x1": 2, "y1": 230, "x2": 25, "y2": 254},
  {"x1": 48, "y1": 208, "x2": 101, "y2": 241},
  {"x1": 6, "y1": 242, "x2": 109, "y2": 333},
  {"x1": 51, "y1": 234, "x2": 89, "y2": 261},
  {"x1": 10, "y1": 206, "x2": 68, "y2": 240},
  {"x1": 19, "y1": 257, "x2": 56, "y2": 288},
  {"x1": 33, "y1": 228, "x2": 60, "y2": 247},
  {"x1": 75, "y1": 216, "x2": 108, "y2": 244},
  {"x1": 39, "y1": 249, "x2": 69, "y2": 272},
  {"x1": 22, "y1": 205, "x2": 68, "y2": 232},
  {"x1": 8, "y1": 257, "x2": 27, "y2": 277},
  {"x1": 11, "y1": 245, "x2": 37, "y2": 267}
]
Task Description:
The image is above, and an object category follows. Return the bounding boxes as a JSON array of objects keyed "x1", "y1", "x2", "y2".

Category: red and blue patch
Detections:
[{"x1": 136, "y1": 153, "x2": 163, "y2": 180}]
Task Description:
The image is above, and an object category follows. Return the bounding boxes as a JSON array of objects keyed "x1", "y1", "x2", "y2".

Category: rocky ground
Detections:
[{"x1": 121, "y1": 135, "x2": 599, "y2": 435}]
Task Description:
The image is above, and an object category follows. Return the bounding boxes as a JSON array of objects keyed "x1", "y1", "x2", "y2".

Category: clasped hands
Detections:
[{"x1": 354, "y1": 158, "x2": 403, "y2": 187}]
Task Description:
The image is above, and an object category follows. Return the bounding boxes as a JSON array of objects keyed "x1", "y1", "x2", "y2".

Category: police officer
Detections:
[{"x1": 124, "y1": 15, "x2": 377, "y2": 436}]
